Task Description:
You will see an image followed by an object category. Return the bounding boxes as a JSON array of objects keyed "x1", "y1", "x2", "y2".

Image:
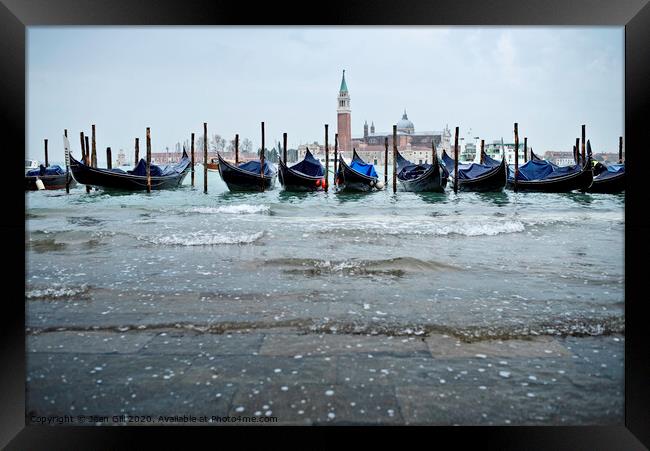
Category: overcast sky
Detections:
[{"x1": 27, "y1": 26, "x2": 623, "y2": 164}]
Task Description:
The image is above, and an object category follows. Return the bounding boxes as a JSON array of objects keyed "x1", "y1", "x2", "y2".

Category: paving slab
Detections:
[
  {"x1": 259, "y1": 333, "x2": 429, "y2": 357},
  {"x1": 140, "y1": 331, "x2": 264, "y2": 356},
  {"x1": 228, "y1": 383, "x2": 403, "y2": 425},
  {"x1": 425, "y1": 334, "x2": 571, "y2": 358},
  {"x1": 27, "y1": 331, "x2": 155, "y2": 354}
]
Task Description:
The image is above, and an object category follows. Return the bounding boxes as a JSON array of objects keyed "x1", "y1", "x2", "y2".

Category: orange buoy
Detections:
[
  {"x1": 322, "y1": 180, "x2": 327, "y2": 190},
  {"x1": 315, "y1": 179, "x2": 321, "y2": 187}
]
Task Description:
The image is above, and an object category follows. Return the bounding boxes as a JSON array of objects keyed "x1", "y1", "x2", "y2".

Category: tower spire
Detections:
[{"x1": 340, "y1": 70, "x2": 348, "y2": 93}]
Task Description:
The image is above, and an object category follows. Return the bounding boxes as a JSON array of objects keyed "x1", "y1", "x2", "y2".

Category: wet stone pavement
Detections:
[{"x1": 26, "y1": 328, "x2": 624, "y2": 426}]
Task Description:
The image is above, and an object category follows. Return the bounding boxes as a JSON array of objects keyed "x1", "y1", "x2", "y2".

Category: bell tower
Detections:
[{"x1": 337, "y1": 70, "x2": 352, "y2": 153}]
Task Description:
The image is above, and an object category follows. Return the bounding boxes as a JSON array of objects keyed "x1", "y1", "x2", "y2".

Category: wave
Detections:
[
  {"x1": 261, "y1": 256, "x2": 459, "y2": 277},
  {"x1": 308, "y1": 217, "x2": 526, "y2": 237},
  {"x1": 26, "y1": 284, "x2": 90, "y2": 300},
  {"x1": 302, "y1": 316, "x2": 625, "y2": 341},
  {"x1": 141, "y1": 231, "x2": 264, "y2": 246},
  {"x1": 185, "y1": 204, "x2": 270, "y2": 215},
  {"x1": 27, "y1": 315, "x2": 624, "y2": 342}
]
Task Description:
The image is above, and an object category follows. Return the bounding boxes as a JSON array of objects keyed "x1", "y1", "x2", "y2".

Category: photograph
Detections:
[{"x1": 24, "y1": 25, "x2": 626, "y2": 427}]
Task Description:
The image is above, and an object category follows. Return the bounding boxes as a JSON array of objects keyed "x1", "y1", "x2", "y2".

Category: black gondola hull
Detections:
[
  {"x1": 218, "y1": 155, "x2": 276, "y2": 192},
  {"x1": 69, "y1": 155, "x2": 190, "y2": 190},
  {"x1": 25, "y1": 173, "x2": 77, "y2": 191},
  {"x1": 278, "y1": 159, "x2": 323, "y2": 192},
  {"x1": 335, "y1": 156, "x2": 378, "y2": 192},
  {"x1": 456, "y1": 159, "x2": 507, "y2": 192},
  {"x1": 588, "y1": 171, "x2": 625, "y2": 193},
  {"x1": 507, "y1": 166, "x2": 593, "y2": 192},
  {"x1": 397, "y1": 165, "x2": 447, "y2": 193}
]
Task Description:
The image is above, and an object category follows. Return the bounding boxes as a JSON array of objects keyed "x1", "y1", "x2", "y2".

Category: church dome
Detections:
[{"x1": 397, "y1": 110, "x2": 414, "y2": 133}]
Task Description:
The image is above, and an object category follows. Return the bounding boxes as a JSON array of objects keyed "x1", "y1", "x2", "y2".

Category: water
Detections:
[{"x1": 25, "y1": 169, "x2": 625, "y2": 341}]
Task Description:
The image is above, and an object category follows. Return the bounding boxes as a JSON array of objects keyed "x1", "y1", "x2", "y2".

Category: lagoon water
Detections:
[
  {"x1": 25, "y1": 166, "x2": 625, "y2": 424},
  {"x1": 26, "y1": 167, "x2": 624, "y2": 339}
]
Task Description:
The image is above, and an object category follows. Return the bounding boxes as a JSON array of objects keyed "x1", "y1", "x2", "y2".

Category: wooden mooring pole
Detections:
[
  {"x1": 283, "y1": 133, "x2": 287, "y2": 164},
  {"x1": 190, "y1": 133, "x2": 195, "y2": 187},
  {"x1": 260, "y1": 121, "x2": 265, "y2": 192},
  {"x1": 81, "y1": 132, "x2": 90, "y2": 193},
  {"x1": 146, "y1": 127, "x2": 152, "y2": 193},
  {"x1": 524, "y1": 137, "x2": 528, "y2": 163},
  {"x1": 106, "y1": 147, "x2": 112, "y2": 169},
  {"x1": 334, "y1": 133, "x2": 338, "y2": 183},
  {"x1": 135, "y1": 138, "x2": 140, "y2": 165},
  {"x1": 80, "y1": 133, "x2": 86, "y2": 164},
  {"x1": 392, "y1": 125, "x2": 397, "y2": 193},
  {"x1": 575, "y1": 138, "x2": 580, "y2": 164},
  {"x1": 385, "y1": 137, "x2": 389, "y2": 187},
  {"x1": 44, "y1": 139, "x2": 49, "y2": 167},
  {"x1": 324, "y1": 124, "x2": 329, "y2": 192},
  {"x1": 235, "y1": 134, "x2": 239, "y2": 165},
  {"x1": 453, "y1": 126, "x2": 459, "y2": 194},
  {"x1": 203, "y1": 122, "x2": 208, "y2": 194},
  {"x1": 619, "y1": 136, "x2": 623, "y2": 163},
  {"x1": 91, "y1": 124, "x2": 97, "y2": 168},
  {"x1": 581, "y1": 124, "x2": 586, "y2": 164},
  {"x1": 64, "y1": 129, "x2": 70, "y2": 194},
  {"x1": 514, "y1": 123, "x2": 519, "y2": 193},
  {"x1": 480, "y1": 139, "x2": 485, "y2": 165}
]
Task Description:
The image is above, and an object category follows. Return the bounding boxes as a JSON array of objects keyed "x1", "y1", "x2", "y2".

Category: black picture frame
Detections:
[{"x1": 3, "y1": 0, "x2": 648, "y2": 448}]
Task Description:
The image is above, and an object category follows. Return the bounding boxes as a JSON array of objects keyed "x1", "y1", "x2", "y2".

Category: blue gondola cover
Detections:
[
  {"x1": 291, "y1": 150, "x2": 324, "y2": 177},
  {"x1": 350, "y1": 160, "x2": 378, "y2": 178},
  {"x1": 26, "y1": 165, "x2": 66, "y2": 176},
  {"x1": 129, "y1": 156, "x2": 190, "y2": 177},
  {"x1": 441, "y1": 153, "x2": 496, "y2": 180},
  {"x1": 238, "y1": 160, "x2": 276, "y2": 177},
  {"x1": 508, "y1": 159, "x2": 582, "y2": 181},
  {"x1": 594, "y1": 163, "x2": 624, "y2": 180},
  {"x1": 482, "y1": 153, "x2": 501, "y2": 167}
]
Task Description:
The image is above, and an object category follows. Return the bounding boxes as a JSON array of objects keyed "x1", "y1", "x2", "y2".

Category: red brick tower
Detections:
[{"x1": 337, "y1": 70, "x2": 352, "y2": 153}]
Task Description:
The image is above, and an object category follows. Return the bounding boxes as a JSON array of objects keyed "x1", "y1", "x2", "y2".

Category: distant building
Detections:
[
  {"x1": 483, "y1": 140, "x2": 527, "y2": 165},
  {"x1": 543, "y1": 151, "x2": 576, "y2": 166},
  {"x1": 116, "y1": 149, "x2": 127, "y2": 167}
]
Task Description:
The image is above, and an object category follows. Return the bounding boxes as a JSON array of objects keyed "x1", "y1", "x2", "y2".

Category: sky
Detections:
[{"x1": 27, "y1": 26, "x2": 624, "y2": 164}]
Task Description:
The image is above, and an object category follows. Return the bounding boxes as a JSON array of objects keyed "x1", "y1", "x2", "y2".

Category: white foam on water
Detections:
[
  {"x1": 186, "y1": 205, "x2": 270, "y2": 215},
  {"x1": 143, "y1": 231, "x2": 264, "y2": 246},
  {"x1": 26, "y1": 284, "x2": 89, "y2": 299}
]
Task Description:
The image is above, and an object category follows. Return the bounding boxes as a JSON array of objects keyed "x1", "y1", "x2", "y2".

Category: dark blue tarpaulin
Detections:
[
  {"x1": 595, "y1": 163, "x2": 625, "y2": 180},
  {"x1": 456, "y1": 163, "x2": 498, "y2": 180},
  {"x1": 441, "y1": 152, "x2": 495, "y2": 180},
  {"x1": 26, "y1": 165, "x2": 66, "y2": 176},
  {"x1": 350, "y1": 160, "x2": 378, "y2": 177},
  {"x1": 129, "y1": 154, "x2": 191, "y2": 177},
  {"x1": 238, "y1": 160, "x2": 276, "y2": 177},
  {"x1": 508, "y1": 159, "x2": 582, "y2": 181},
  {"x1": 291, "y1": 149, "x2": 324, "y2": 177},
  {"x1": 483, "y1": 153, "x2": 501, "y2": 167},
  {"x1": 396, "y1": 151, "x2": 431, "y2": 180}
]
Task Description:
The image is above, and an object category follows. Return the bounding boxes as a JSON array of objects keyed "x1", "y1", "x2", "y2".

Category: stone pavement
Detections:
[{"x1": 26, "y1": 328, "x2": 624, "y2": 425}]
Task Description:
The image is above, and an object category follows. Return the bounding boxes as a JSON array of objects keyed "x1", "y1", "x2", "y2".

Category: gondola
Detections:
[
  {"x1": 69, "y1": 150, "x2": 191, "y2": 191},
  {"x1": 206, "y1": 158, "x2": 219, "y2": 170},
  {"x1": 506, "y1": 149, "x2": 593, "y2": 193},
  {"x1": 441, "y1": 149, "x2": 506, "y2": 192},
  {"x1": 25, "y1": 165, "x2": 77, "y2": 191},
  {"x1": 395, "y1": 149, "x2": 447, "y2": 192},
  {"x1": 217, "y1": 152, "x2": 277, "y2": 192},
  {"x1": 587, "y1": 142, "x2": 625, "y2": 193},
  {"x1": 278, "y1": 148, "x2": 325, "y2": 192},
  {"x1": 335, "y1": 149, "x2": 380, "y2": 192}
]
